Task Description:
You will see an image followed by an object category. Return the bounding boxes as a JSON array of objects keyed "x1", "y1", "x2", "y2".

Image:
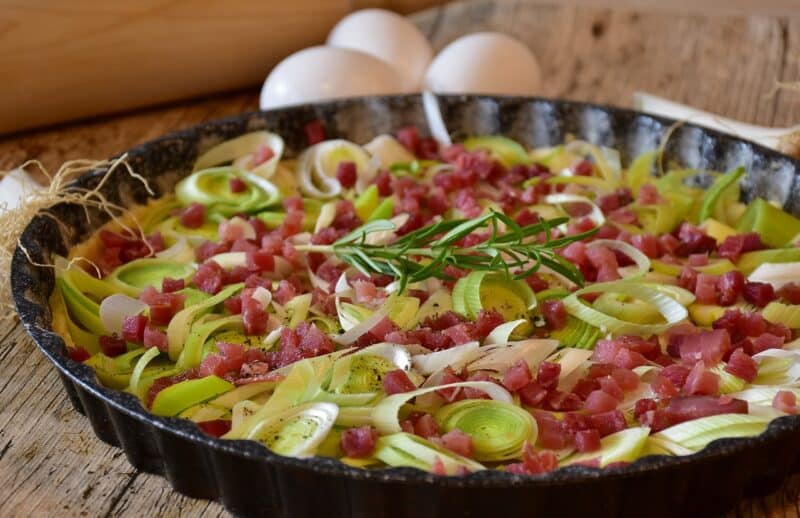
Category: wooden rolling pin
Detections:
[{"x1": 0, "y1": 0, "x2": 443, "y2": 135}]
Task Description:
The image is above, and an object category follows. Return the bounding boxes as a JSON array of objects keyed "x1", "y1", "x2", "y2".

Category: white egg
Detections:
[
  {"x1": 260, "y1": 46, "x2": 407, "y2": 110},
  {"x1": 425, "y1": 32, "x2": 541, "y2": 95},
  {"x1": 327, "y1": 9, "x2": 433, "y2": 90}
]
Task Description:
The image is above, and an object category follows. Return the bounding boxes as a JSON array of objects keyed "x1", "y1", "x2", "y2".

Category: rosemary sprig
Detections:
[{"x1": 296, "y1": 210, "x2": 598, "y2": 292}]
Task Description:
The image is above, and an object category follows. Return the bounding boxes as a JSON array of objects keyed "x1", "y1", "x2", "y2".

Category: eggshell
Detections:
[
  {"x1": 260, "y1": 46, "x2": 408, "y2": 110},
  {"x1": 425, "y1": 32, "x2": 541, "y2": 95},
  {"x1": 327, "y1": 9, "x2": 433, "y2": 90}
]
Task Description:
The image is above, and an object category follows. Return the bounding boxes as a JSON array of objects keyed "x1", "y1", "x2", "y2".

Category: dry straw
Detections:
[{"x1": 0, "y1": 155, "x2": 152, "y2": 323}]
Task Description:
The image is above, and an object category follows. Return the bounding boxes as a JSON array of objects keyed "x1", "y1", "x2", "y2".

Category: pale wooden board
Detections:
[{"x1": 1, "y1": 1, "x2": 800, "y2": 516}]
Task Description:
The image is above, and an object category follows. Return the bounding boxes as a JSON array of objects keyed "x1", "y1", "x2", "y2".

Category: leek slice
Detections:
[
  {"x1": 688, "y1": 303, "x2": 727, "y2": 327},
  {"x1": 353, "y1": 185, "x2": 379, "y2": 222},
  {"x1": 58, "y1": 258, "x2": 118, "y2": 300},
  {"x1": 372, "y1": 382, "x2": 512, "y2": 434},
  {"x1": 176, "y1": 167, "x2": 280, "y2": 216},
  {"x1": 150, "y1": 375, "x2": 235, "y2": 416},
  {"x1": 728, "y1": 387, "x2": 800, "y2": 407},
  {"x1": 414, "y1": 289, "x2": 453, "y2": 325},
  {"x1": 561, "y1": 427, "x2": 650, "y2": 467},
  {"x1": 468, "y1": 339, "x2": 559, "y2": 373},
  {"x1": 336, "y1": 406, "x2": 375, "y2": 427},
  {"x1": 328, "y1": 343, "x2": 413, "y2": 394},
  {"x1": 752, "y1": 349, "x2": 800, "y2": 386},
  {"x1": 484, "y1": 319, "x2": 528, "y2": 345},
  {"x1": 106, "y1": 258, "x2": 195, "y2": 297},
  {"x1": 736, "y1": 198, "x2": 800, "y2": 248},
  {"x1": 653, "y1": 414, "x2": 768, "y2": 451},
  {"x1": 452, "y1": 271, "x2": 536, "y2": 322},
  {"x1": 180, "y1": 404, "x2": 229, "y2": 423},
  {"x1": 463, "y1": 135, "x2": 531, "y2": 167},
  {"x1": 167, "y1": 283, "x2": 244, "y2": 361},
  {"x1": 698, "y1": 167, "x2": 745, "y2": 224},
  {"x1": 736, "y1": 249, "x2": 800, "y2": 275},
  {"x1": 297, "y1": 139, "x2": 372, "y2": 199},
  {"x1": 158, "y1": 216, "x2": 219, "y2": 244},
  {"x1": 549, "y1": 316, "x2": 600, "y2": 350},
  {"x1": 211, "y1": 381, "x2": 277, "y2": 409},
  {"x1": 128, "y1": 347, "x2": 163, "y2": 398},
  {"x1": 593, "y1": 293, "x2": 664, "y2": 325},
  {"x1": 762, "y1": 302, "x2": 800, "y2": 328},
  {"x1": 562, "y1": 281, "x2": 689, "y2": 336},
  {"x1": 374, "y1": 432, "x2": 486, "y2": 474},
  {"x1": 700, "y1": 218, "x2": 738, "y2": 243},
  {"x1": 246, "y1": 402, "x2": 338, "y2": 458},
  {"x1": 563, "y1": 141, "x2": 621, "y2": 185},
  {"x1": 709, "y1": 363, "x2": 746, "y2": 394},
  {"x1": 651, "y1": 258, "x2": 735, "y2": 277},
  {"x1": 363, "y1": 134, "x2": 415, "y2": 169},
  {"x1": 412, "y1": 342, "x2": 482, "y2": 375},
  {"x1": 435, "y1": 400, "x2": 537, "y2": 461},
  {"x1": 544, "y1": 193, "x2": 606, "y2": 228},
  {"x1": 625, "y1": 151, "x2": 656, "y2": 196},
  {"x1": 193, "y1": 131, "x2": 284, "y2": 179},
  {"x1": 56, "y1": 276, "x2": 106, "y2": 337}
]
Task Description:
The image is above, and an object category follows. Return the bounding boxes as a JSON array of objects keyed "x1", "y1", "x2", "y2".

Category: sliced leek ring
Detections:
[
  {"x1": 374, "y1": 432, "x2": 485, "y2": 474},
  {"x1": 246, "y1": 402, "x2": 338, "y2": 458},
  {"x1": 193, "y1": 131, "x2": 285, "y2": 179}
]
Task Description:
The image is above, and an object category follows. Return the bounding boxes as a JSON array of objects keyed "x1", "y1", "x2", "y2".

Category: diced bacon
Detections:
[
  {"x1": 682, "y1": 362, "x2": 720, "y2": 396},
  {"x1": 143, "y1": 326, "x2": 168, "y2": 352},
  {"x1": 665, "y1": 395, "x2": 747, "y2": 424},
  {"x1": 742, "y1": 282, "x2": 776, "y2": 307},
  {"x1": 521, "y1": 445, "x2": 559, "y2": 474},
  {"x1": 688, "y1": 253, "x2": 708, "y2": 267},
  {"x1": 229, "y1": 177, "x2": 247, "y2": 193},
  {"x1": 279, "y1": 210, "x2": 304, "y2": 239},
  {"x1": 773, "y1": 390, "x2": 798, "y2": 414},
  {"x1": 441, "y1": 429, "x2": 474, "y2": 458},
  {"x1": 574, "y1": 429, "x2": 601, "y2": 452},
  {"x1": 194, "y1": 419, "x2": 232, "y2": 439},
  {"x1": 475, "y1": 309, "x2": 505, "y2": 338},
  {"x1": 382, "y1": 369, "x2": 416, "y2": 395},
  {"x1": 443, "y1": 323, "x2": 478, "y2": 345},
  {"x1": 352, "y1": 280, "x2": 378, "y2": 304},
  {"x1": 179, "y1": 202, "x2": 205, "y2": 229},
  {"x1": 610, "y1": 367, "x2": 639, "y2": 392},
  {"x1": 616, "y1": 335, "x2": 660, "y2": 360},
  {"x1": 541, "y1": 300, "x2": 567, "y2": 330},
  {"x1": 658, "y1": 233, "x2": 681, "y2": 256},
  {"x1": 463, "y1": 371, "x2": 495, "y2": 400},
  {"x1": 546, "y1": 390, "x2": 583, "y2": 411},
  {"x1": 422, "y1": 311, "x2": 464, "y2": 331},
  {"x1": 599, "y1": 376, "x2": 624, "y2": 401},
  {"x1": 251, "y1": 145, "x2": 275, "y2": 167},
  {"x1": 630, "y1": 234, "x2": 660, "y2": 258},
  {"x1": 222, "y1": 266, "x2": 250, "y2": 285},
  {"x1": 304, "y1": 120, "x2": 326, "y2": 145},
  {"x1": 502, "y1": 360, "x2": 533, "y2": 392},
  {"x1": 752, "y1": 333, "x2": 785, "y2": 354},
  {"x1": 694, "y1": 273, "x2": 719, "y2": 304},
  {"x1": 637, "y1": 184, "x2": 661, "y2": 205},
  {"x1": 537, "y1": 361, "x2": 561, "y2": 390},
  {"x1": 296, "y1": 322, "x2": 335, "y2": 357},
  {"x1": 196, "y1": 240, "x2": 230, "y2": 263},
  {"x1": 99, "y1": 335, "x2": 127, "y2": 357},
  {"x1": 396, "y1": 126, "x2": 421, "y2": 155},
  {"x1": 592, "y1": 340, "x2": 622, "y2": 364},
  {"x1": 608, "y1": 207, "x2": 638, "y2": 226},
  {"x1": 336, "y1": 161, "x2": 357, "y2": 189},
  {"x1": 560, "y1": 241, "x2": 588, "y2": 267},
  {"x1": 121, "y1": 315, "x2": 148, "y2": 343},
  {"x1": 613, "y1": 347, "x2": 648, "y2": 369},
  {"x1": 246, "y1": 250, "x2": 274, "y2": 273},
  {"x1": 584, "y1": 390, "x2": 619, "y2": 413},
  {"x1": 588, "y1": 363, "x2": 615, "y2": 379},
  {"x1": 588, "y1": 410, "x2": 627, "y2": 437},
  {"x1": 717, "y1": 270, "x2": 744, "y2": 306},
  {"x1": 413, "y1": 413, "x2": 439, "y2": 438},
  {"x1": 533, "y1": 413, "x2": 569, "y2": 449},
  {"x1": 68, "y1": 346, "x2": 91, "y2": 362},
  {"x1": 651, "y1": 375, "x2": 680, "y2": 399},
  {"x1": 638, "y1": 409, "x2": 670, "y2": 432},
  {"x1": 768, "y1": 322, "x2": 792, "y2": 342},
  {"x1": 660, "y1": 364, "x2": 691, "y2": 389},
  {"x1": 193, "y1": 261, "x2": 224, "y2": 294},
  {"x1": 519, "y1": 381, "x2": 548, "y2": 407},
  {"x1": 161, "y1": 277, "x2": 185, "y2": 293},
  {"x1": 725, "y1": 349, "x2": 758, "y2": 382},
  {"x1": 678, "y1": 266, "x2": 698, "y2": 292},
  {"x1": 718, "y1": 232, "x2": 764, "y2": 262},
  {"x1": 224, "y1": 295, "x2": 243, "y2": 315},
  {"x1": 242, "y1": 296, "x2": 268, "y2": 335},
  {"x1": 778, "y1": 282, "x2": 800, "y2": 304},
  {"x1": 524, "y1": 273, "x2": 549, "y2": 292},
  {"x1": 634, "y1": 398, "x2": 658, "y2": 418},
  {"x1": 676, "y1": 223, "x2": 717, "y2": 256},
  {"x1": 571, "y1": 378, "x2": 601, "y2": 400},
  {"x1": 678, "y1": 329, "x2": 731, "y2": 366},
  {"x1": 272, "y1": 280, "x2": 297, "y2": 305},
  {"x1": 340, "y1": 426, "x2": 378, "y2": 458}
]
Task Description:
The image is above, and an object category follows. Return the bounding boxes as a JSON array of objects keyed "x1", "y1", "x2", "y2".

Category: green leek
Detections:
[{"x1": 150, "y1": 375, "x2": 235, "y2": 416}]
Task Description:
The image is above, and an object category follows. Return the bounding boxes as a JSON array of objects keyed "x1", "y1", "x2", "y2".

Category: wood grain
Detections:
[{"x1": 0, "y1": 1, "x2": 799, "y2": 516}]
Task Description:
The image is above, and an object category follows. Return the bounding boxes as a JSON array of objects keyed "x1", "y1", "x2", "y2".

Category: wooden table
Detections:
[{"x1": 2, "y1": 1, "x2": 800, "y2": 516}]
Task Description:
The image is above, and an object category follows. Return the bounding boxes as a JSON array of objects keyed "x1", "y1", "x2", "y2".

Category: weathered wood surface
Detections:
[{"x1": 1, "y1": 0, "x2": 800, "y2": 516}]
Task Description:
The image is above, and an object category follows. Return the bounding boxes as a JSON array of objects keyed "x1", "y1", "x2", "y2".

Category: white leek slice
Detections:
[
  {"x1": 544, "y1": 193, "x2": 606, "y2": 228},
  {"x1": 761, "y1": 301, "x2": 800, "y2": 328},
  {"x1": 728, "y1": 387, "x2": 800, "y2": 407},
  {"x1": 219, "y1": 216, "x2": 256, "y2": 241},
  {"x1": 194, "y1": 131, "x2": 284, "y2": 179},
  {"x1": 484, "y1": 319, "x2": 528, "y2": 345},
  {"x1": 314, "y1": 201, "x2": 339, "y2": 233},
  {"x1": 587, "y1": 239, "x2": 650, "y2": 279},
  {"x1": 748, "y1": 262, "x2": 800, "y2": 289},
  {"x1": 653, "y1": 414, "x2": 769, "y2": 451},
  {"x1": 328, "y1": 343, "x2": 413, "y2": 393},
  {"x1": 562, "y1": 281, "x2": 688, "y2": 336},
  {"x1": 412, "y1": 341, "x2": 482, "y2": 375},
  {"x1": 337, "y1": 301, "x2": 372, "y2": 332},
  {"x1": 435, "y1": 399, "x2": 537, "y2": 461},
  {"x1": 548, "y1": 348, "x2": 594, "y2": 391},
  {"x1": 231, "y1": 400, "x2": 261, "y2": 430},
  {"x1": 752, "y1": 349, "x2": 800, "y2": 386},
  {"x1": 364, "y1": 134, "x2": 416, "y2": 169},
  {"x1": 99, "y1": 294, "x2": 148, "y2": 335},
  {"x1": 127, "y1": 347, "x2": 162, "y2": 398},
  {"x1": 208, "y1": 252, "x2": 247, "y2": 270},
  {"x1": 297, "y1": 139, "x2": 371, "y2": 199},
  {"x1": 246, "y1": 402, "x2": 338, "y2": 458},
  {"x1": 561, "y1": 426, "x2": 650, "y2": 467},
  {"x1": 372, "y1": 382, "x2": 512, "y2": 435},
  {"x1": 336, "y1": 406, "x2": 374, "y2": 427},
  {"x1": 643, "y1": 435, "x2": 694, "y2": 457},
  {"x1": 374, "y1": 432, "x2": 485, "y2": 474},
  {"x1": 155, "y1": 236, "x2": 195, "y2": 263},
  {"x1": 211, "y1": 381, "x2": 277, "y2": 409},
  {"x1": 422, "y1": 91, "x2": 452, "y2": 146},
  {"x1": 467, "y1": 339, "x2": 559, "y2": 373}
]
